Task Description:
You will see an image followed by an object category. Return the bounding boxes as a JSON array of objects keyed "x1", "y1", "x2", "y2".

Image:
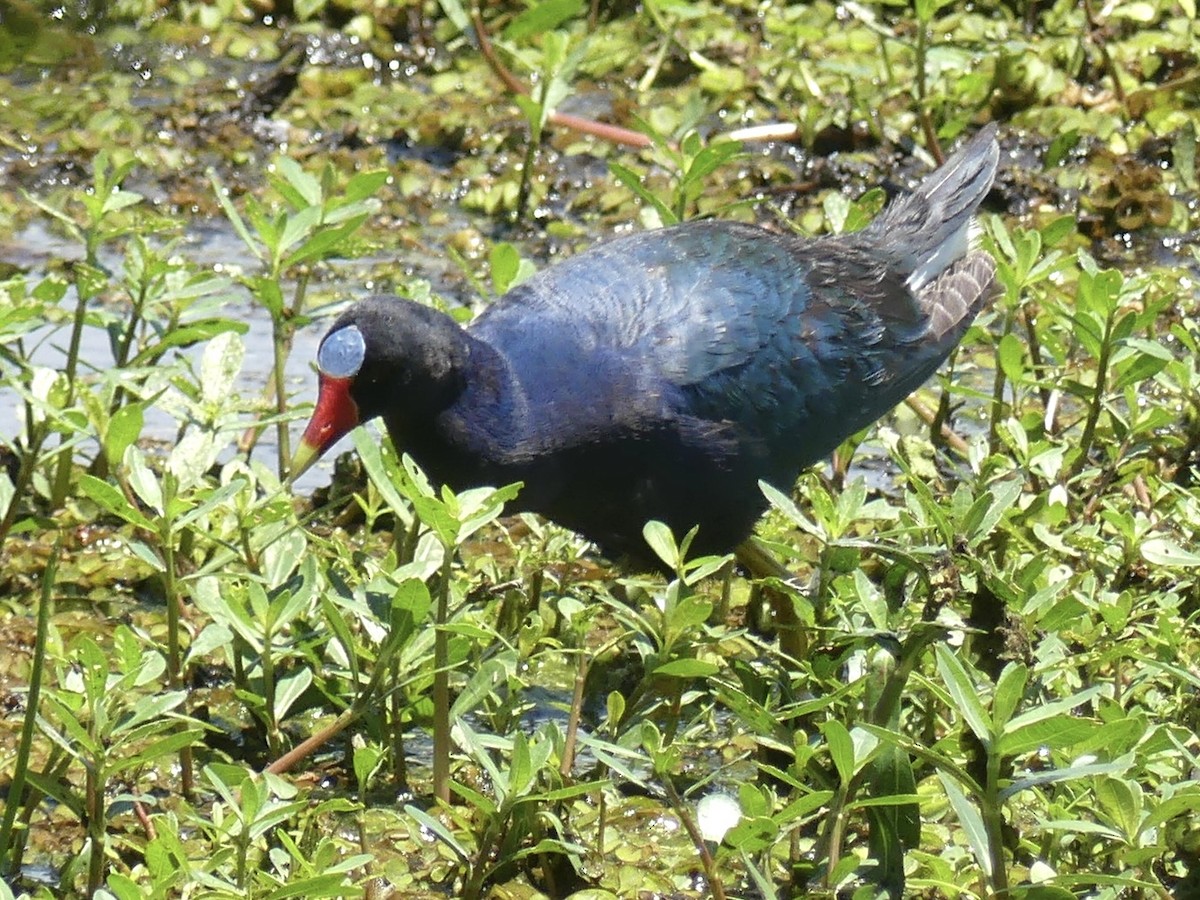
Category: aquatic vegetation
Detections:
[{"x1": 0, "y1": 1, "x2": 1198, "y2": 898}]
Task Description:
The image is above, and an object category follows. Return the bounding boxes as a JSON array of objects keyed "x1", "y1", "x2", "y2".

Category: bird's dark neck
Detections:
[{"x1": 382, "y1": 330, "x2": 527, "y2": 493}]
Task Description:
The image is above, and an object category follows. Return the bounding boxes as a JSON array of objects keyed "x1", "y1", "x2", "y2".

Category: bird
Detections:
[{"x1": 290, "y1": 125, "x2": 1000, "y2": 563}]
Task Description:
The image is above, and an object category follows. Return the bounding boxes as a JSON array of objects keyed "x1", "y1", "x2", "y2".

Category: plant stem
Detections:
[
  {"x1": 983, "y1": 747, "x2": 1010, "y2": 895},
  {"x1": 1074, "y1": 310, "x2": 1115, "y2": 477},
  {"x1": 0, "y1": 537, "x2": 59, "y2": 875},
  {"x1": 914, "y1": 23, "x2": 943, "y2": 164},
  {"x1": 820, "y1": 778, "x2": 852, "y2": 889},
  {"x1": 1022, "y1": 306, "x2": 1052, "y2": 418},
  {"x1": 100, "y1": 274, "x2": 154, "y2": 448},
  {"x1": 734, "y1": 538, "x2": 807, "y2": 660},
  {"x1": 277, "y1": 275, "x2": 308, "y2": 477},
  {"x1": 86, "y1": 761, "x2": 105, "y2": 895},
  {"x1": 262, "y1": 617, "x2": 279, "y2": 757},
  {"x1": 239, "y1": 273, "x2": 307, "y2": 472},
  {"x1": 160, "y1": 483, "x2": 194, "y2": 797},
  {"x1": 560, "y1": 651, "x2": 588, "y2": 777},
  {"x1": 471, "y1": 6, "x2": 655, "y2": 150},
  {"x1": 988, "y1": 316, "x2": 1014, "y2": 457},
  {"x1": 432, "y1": 548, "x2": 453, "y2": 803},
  {"x1": 50, "y1": 281, "x2": 92, "y2": 508},
  {"x1": 264, "y1": 607, "x2": 412, "y2": 775},
  {"x1": 514, "y1": 126, "x2": 539, "y2": 224},
  {"x1": 391, "y1": 655, "x2": 407, "y2": 787},
  {"x1": 661, "y1": 776, "x2": 726, "y2": 900}
]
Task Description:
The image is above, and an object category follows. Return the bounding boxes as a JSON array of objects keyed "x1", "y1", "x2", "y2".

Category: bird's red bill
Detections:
[{"x1": 289, "y1": 374, "x2": 360, "y2": 480}]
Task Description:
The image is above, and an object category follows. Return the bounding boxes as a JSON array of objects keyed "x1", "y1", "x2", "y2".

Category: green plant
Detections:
[
  {"x1": 37, "y1": 629, "x2": 204, "y2": 894},
  {"x1": 609, "y1": 131, "x2": 745, "y2": 225},
  {"x1": 213, "y1": 160, "x2": 386, "y2": 477},
  {"x1": 354, "y1": 432, "x2": 521, "y2": 802},
  {"x1": 409, "y1": 719, "x2": 597, "y2": 900}
]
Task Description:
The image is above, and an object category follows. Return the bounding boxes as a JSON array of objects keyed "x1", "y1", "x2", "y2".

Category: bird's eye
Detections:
[{"x1": 317, "y1": 325, "x2": 366, "y2": 378}]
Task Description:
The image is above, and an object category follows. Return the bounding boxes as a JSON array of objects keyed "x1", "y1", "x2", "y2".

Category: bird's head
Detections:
[{"x1": 289, "y1": 297, "x2": 469, "y2": 481}]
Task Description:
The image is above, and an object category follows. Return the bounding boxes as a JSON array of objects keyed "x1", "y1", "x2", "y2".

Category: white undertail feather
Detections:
[
  {"x1": 866, "y1": 123, "x2": 1000, "y2": 294},
  {"x1": 906, "y1": 219, "x2": 983, "y2": 293}
]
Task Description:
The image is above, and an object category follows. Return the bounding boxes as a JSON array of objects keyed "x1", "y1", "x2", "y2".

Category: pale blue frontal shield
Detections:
[{"x1": 317, "y1": 324, "x2": 366, "y2": 378}]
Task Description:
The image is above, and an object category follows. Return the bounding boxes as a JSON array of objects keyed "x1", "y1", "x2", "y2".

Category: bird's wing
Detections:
[
  {"x1": 471, "y1": 220, "x2": 806, "y2": 388},
  {"x1": 469, "y1": 220, "x2": 986, "y2": 470}
]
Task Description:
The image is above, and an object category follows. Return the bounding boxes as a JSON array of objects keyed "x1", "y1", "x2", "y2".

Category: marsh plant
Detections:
[{"x1": 1, "y1": 0, "x2": 1199, "y2": 898}]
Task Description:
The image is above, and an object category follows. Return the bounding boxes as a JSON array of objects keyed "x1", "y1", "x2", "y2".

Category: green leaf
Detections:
[
  {"x1": 450, "y1": 780, "x2": 498, "y2": 819},
  {"x1": 104, "y1": 873, "x2": 142, "y2": 900},
  {"x1": 124, "y1": 445, "x2": 163, "y2": 515},
  {"x1": 679, "y1": 139, "x2": 743, "y2": 187},
  {"x1": 999, "y1": 714, "x2": 1101, "y2": 757},
  {"x1": 669, "y1": 594, "x2": 713, "y2": 629},
  {"x1": 1002, "y1": 684, "x2": 1106, "y2": 737},
  {"x1": 105, "y1": 403, "x2": 144, "y2": 469},
  {"x1": 1000, "y1": 755, "x2": 1133, "y2": 801},
  {"x1": 1112, "y1": 338, "x2": 1171, "y2": 390},
  {"x1": 22, "y1": 190, "x2": 84, "y2": 241},
  {"x1": 822, "y1": 720, "x2": 855, "y2": 784},
  {"x1": 251, "y1": 274, "x2": 286, "y2": 317},
  {"x1": 1138, "y1": 787, "x2": 1200, "y2": 837},
  {"x1": 342, "y1": 169, "x2": 389, "y2": 205},
  {"x1": 653, "y1": 658, "x2": 719, "y2": 678},
  {"x1": 964, "y1": 478, "x2": 1023, "y2": 546},
  {"x1": 1039, "y1": 213, "x2": 1077, "y2": 247},
  {"x1": 991, "y1": 663, "x2": 1027, "y2": 731},
  {"x1": 166, "y1": 431, "x2": 218, "y2": 493},
  {"x1": 996, "y1": 331, "x2": 1025, "y2": 383},
  {"x1": 282, "y1": 215, "x2": 369, "y2": 269},
  {"x1": 1140, "y1": 537, "x2": 1200, "y2": 567},
  {"x1": 490, "y1": 242, "x2": 522, "y2": 295},
  {"x1": 210, "y1": 172, "x2": 263, "y2": 261},
  {"x1": 643, "y1": 520, "x2": 679, "y2": 570},
  {"x1": 276, "y1": 204, "x2": 323, "y2": 260},
  {"x1": 504, "y1": 0, "x2": 584, "y2": 40},
  {"x1": 939, "y1": 772, "x2": 992, "y2": 878},
  {"x1": 273, "y1": 668, "x2": 314, "y2": 721},
  {"x1": 79, "y1": 474, "x2": 154, "y2": 530},
  {"x1": 455, "y1": 482, "x2": 522, "y2": 542},
  {"x1": 125, "y1": 539, "x2": 165, "y2": 573},
  {"x1": 112, "y1": 689, "x2": 187, "y2": 734},
  {"x1": 274, "y1": 157, "x2": 322, "y2": 207},
  {"x1": 434, "y1": 0, "x2": 470, "y2": 32},
  {"x1": 351, "y1": 429, "x2": 413, "y2": 528},
  {"x1": 391, "y1": 577, "x2": 433, "y2": 638},
  {"x1": 1013, "y1": 887, "x2": 1079, "y2": 900},
  {"x1": 104, "y1": 189, "x2": 144, "y2": 216},
  {"x1": 608, "y1": 162, "x2": 679, "y2": 226},
  {"x1": 200, "y1": 331, "x2": 245, "y2": 406},
  {"x1": 193, "y1": 578, "x2": 263, "y2": 652},
  {"x1": 759, "y1": 480, "x2": 823, "y2": 536},
  {"x1": 509, "y1": 731, "x2": 533, "y2": 797},
  {"x1": 1095, "y1": 776, "x2": 1142, "y2": 840},
  {"x1": 126, "y1": 318, "x2": 247, "y2": 367},
  {"x1": 606, "y1": 691, "x2": 625, "y2": 726},
  {"x1": 867, "y1": 741, "x2": 920, "y2": 880},
  {"x1": 175, "y1": 480, "x2": 246, "y2": 531},
  {"x1": 353, "y1": 744, "x2": 385, "y2": 792},
  {"x1": 935, "y1": 645, "x2": 993, "y2": 749},
  {"x1": 187, "y1": 622, "x2": 234, "y2": 665}
]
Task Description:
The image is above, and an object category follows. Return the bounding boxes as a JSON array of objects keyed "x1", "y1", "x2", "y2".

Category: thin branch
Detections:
[
  {"x1": 472, "y1": 6, "x2": 657, "y2": 150},
  {"x1": 905, "y1": 394, "x2": 970, "y2": 455}
]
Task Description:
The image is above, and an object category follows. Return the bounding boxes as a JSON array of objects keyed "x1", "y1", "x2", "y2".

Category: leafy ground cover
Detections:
[{"x1": 1, "y1": 0, "x2": 1199, "y2": 897}]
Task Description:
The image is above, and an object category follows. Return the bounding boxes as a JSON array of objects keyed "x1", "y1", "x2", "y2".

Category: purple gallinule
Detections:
[{"x1": 291, "y1": 125, "x2": 999, "y2": 561}]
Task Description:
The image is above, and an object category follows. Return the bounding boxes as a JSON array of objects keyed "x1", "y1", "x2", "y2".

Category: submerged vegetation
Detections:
[{"x1": 1, "y1": 0, "x2": 1199, "y2": 897}]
